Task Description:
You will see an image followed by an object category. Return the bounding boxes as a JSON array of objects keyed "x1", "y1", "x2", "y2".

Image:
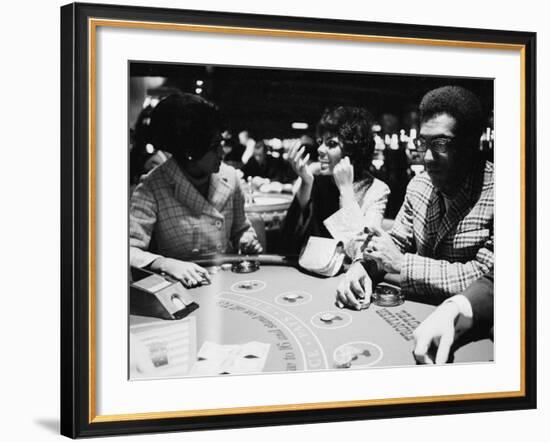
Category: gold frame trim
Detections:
[{"x1": 87, "y1": 18, "x2": 527, "y2": 424}]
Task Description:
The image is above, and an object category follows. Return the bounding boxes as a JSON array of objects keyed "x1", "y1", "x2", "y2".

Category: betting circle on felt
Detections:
[
  {"x1": 230, "y1": 280, "x2": 267, "y2": 293},
  {"x1": 310, "y1": 310, "x2": 353, "y2": 330},
  {"x1": 274, "y1": 290, "x2": 313, "y2": 307},
  {"x1": 333, "y1": 341, "x2": 384, "y2": 368},
  {"x1": 130, "y1": 261, "x2": 493, "y2": 375}
]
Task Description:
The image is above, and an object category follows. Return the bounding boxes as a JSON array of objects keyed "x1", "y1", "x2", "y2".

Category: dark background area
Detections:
[{"x1": 129, "y1": 62, "x2": 494, "y2": 138}]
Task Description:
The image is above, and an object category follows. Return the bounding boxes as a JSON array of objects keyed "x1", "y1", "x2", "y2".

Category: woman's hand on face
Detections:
[
  {"x1": 150, "y1": 257, "x2": 210, "y2": 287},
  {"x1": 287, "y1": 140, "x2": 313, "y2": 185},
  {"x1": 333, "y1": 156, "x2": 354, "y2": 192}
]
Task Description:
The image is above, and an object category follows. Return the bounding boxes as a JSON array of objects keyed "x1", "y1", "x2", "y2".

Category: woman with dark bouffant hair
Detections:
[
  {"x1": 130, "y1": 93, "x2": 262, "y2": 287},
  {"x1": 282, "y1": 106, "x2": 390, "y2": 255}
]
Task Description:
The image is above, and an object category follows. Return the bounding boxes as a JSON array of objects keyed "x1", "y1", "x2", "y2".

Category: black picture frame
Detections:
[{"x1": 61, "y1": 2, "x2": 537, "y2": 438}]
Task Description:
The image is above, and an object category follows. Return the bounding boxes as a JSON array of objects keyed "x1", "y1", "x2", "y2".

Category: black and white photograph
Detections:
[
  {"x1": 54, "y1": 1, "x2": 537, "y2": 438},
  {"x1": 128, "y1": 62, "x2": 495, "y2": 379},
  {"x1": 1, "y1": 0, "x2": 545, "y2": 439}
]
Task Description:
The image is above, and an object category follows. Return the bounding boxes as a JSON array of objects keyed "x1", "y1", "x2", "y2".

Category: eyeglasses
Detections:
[{"x1": 414, "y1": 136, "x2": 456, "y2": 154}]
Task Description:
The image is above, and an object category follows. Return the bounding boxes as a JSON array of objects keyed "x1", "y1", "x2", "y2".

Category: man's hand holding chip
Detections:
[{"x1": 335, "y1": 261, "x2": 373, "y2": 310}]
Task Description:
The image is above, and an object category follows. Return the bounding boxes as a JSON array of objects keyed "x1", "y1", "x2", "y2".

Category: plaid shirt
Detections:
[
  {"x1": 389, "y1": 161, "x2": 494, "y2": 301},
  {"x1": 130, "y1": 158, "x2": 256, "y2": 268}
]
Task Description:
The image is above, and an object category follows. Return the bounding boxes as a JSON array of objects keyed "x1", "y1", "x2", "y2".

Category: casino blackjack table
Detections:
[{"x1": 130, "y1": 255, "x2": 493, "y2": 376}]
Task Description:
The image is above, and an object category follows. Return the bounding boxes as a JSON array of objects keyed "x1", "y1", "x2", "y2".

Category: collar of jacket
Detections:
[{"x1": 430, "y1": 160, "x2": 490, "y2": 252}]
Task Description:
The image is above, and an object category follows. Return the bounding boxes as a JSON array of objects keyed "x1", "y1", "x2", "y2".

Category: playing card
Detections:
[{"x1": 190, "y1": 341, "x2": 271, "y2": 376}]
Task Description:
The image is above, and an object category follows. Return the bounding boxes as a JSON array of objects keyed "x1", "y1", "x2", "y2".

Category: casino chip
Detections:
[
  {"x1": 357, "y1": 297, "x2": 370, "y2": 310},
  {"x1": 334, "y1": 352, "x2": 353, "y2": 369},
  {"x1": 230, "y1": 279, "x2": 266, "y2": 293},
  {"x1": 231, "y1": 260, "x2": 260, "y2": 274},
  {"x1": 320, "y1": 313, "x2": 337, "y2": 323},
  {"x1": 333, "y1": 342, "x2": 383, "y2": 368},
  {"x1": 311, "y1": 310, "x2": 352, "y2": 329},
  {"x1": 198, "y1": 276, "x2": 211, "y2": 286},
  {"x1": 334, "y1": 347, "x2": 359, "y2": 369},
  {"x1": 275, "y1": 291, "x2": 311, "y2": 307}
]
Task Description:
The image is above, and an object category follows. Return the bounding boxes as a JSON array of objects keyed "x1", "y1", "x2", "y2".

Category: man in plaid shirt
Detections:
[{"x1": 336, "y1": 86, "x2": 493, "y2": 308}]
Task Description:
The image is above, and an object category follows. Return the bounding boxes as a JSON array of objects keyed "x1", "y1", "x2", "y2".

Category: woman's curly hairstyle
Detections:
[{"x1": 317, "y1": 106, "x2": 375, "y2": 181}]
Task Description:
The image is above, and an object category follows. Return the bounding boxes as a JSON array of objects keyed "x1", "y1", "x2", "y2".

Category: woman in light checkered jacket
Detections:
[{"x1": 130, "y1": 94, "x2": 262, "y2": 287}]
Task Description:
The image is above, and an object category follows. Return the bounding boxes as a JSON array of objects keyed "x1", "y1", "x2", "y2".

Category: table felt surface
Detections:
[{"x1": 130, "y1": 264, "x2": 493, "y2": 375}]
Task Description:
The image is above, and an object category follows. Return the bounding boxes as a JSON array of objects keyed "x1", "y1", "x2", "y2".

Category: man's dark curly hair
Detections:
[
  {"x1": 317, "y1": 106, "x2": 375, "y2": 181},
  {"x1": 419, "y1": 86, "x2": 484, "y2": 149},
  {"x1": 150, "y1": 93, "x2": 221, "y2": 165}
]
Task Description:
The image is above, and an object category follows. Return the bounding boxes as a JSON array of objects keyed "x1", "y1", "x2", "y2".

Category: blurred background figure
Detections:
[
  {"x1": 380, "y1": 112, "x2": 400, "y2": 137},
  {"x1": 130, "y1": 105, "x2": 171, "y2": 191},
  {"x1": 220, "y1": 129, "x2": 244, "y2": 169},
  {"x1": 240, "y1": 141, "x2": 296, "y2": 184},
  {"x1": 401, "y1": 106, "x2": 420, "y2": 133},
  {"x1": 239, "y1": 130, "x2": 257, "y2": 164},
  {"x1": 371, "y1": 111, "x2": 412, "y2": 218},
  {"x1": 129, "y1": 76, "x2": 180, "y2": 191},
  {"x1": 479, "y1": 113, "x2": 494, "y2": 163},
  {"x1": 382, "y1": 131, "x2": 412, "y2": 219}
]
